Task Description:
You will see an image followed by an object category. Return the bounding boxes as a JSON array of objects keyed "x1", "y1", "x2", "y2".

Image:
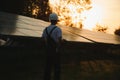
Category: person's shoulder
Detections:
[
  {"x1": 44, "y1": 25, "x2": 50, "y2": 31},
  {"x1": 43, "y1": 27, "x2": 47, "y2": 32},
  {"x1": 56, "y1": 26, "x2": 61, "y2": 30}
]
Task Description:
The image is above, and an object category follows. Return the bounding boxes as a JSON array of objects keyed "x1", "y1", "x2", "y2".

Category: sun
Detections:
[{"x1": 83, "y1": 3, "x2": 104, "y2": 30}]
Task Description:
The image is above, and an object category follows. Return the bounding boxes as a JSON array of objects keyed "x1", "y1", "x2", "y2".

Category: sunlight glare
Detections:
[
  {"x1": 83, "y1": 3, "x2": 104, "y2": 30},
  {"x1": 49, "y1": 0, "x2": 104, "y2": 30}
]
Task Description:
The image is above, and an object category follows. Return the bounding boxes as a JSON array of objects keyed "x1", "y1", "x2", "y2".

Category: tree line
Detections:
[{"x1": 0, "y1": 0, "x2": 51, "y2": 21}]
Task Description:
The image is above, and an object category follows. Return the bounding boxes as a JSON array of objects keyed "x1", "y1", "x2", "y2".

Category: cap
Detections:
[{"x1": 49, "y1": 13, "x2": 58, "y2": 21}]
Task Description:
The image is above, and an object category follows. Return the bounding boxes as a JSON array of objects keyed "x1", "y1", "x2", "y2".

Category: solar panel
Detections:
[{"x1": 0, "y1": 11, "x2": 120, "y2": 44}]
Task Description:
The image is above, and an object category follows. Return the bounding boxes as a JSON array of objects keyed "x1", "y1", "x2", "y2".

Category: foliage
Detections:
[
  {"x1": 0, "y1": 0, "x2": 51, "y2": 21},
  {"x1": 23, "y1": 0, "x2": 51, "y2": 21},
  {"x1": 93, "y1": 24, "x2": 108, "y2": 33},
  {"x1": 0, "y1": 0, "x2": 25, "y2": 14},
  {"x1": 114, "y1": 27, "x2": 120, "y2": 36}
]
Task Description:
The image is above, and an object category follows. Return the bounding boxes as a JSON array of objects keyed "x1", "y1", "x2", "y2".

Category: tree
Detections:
[
  {"x1": 93, "y1": 24, "x2": 108, "y2": 33},
  {"x1": 0, "y1": 0, "x2": 25, "y2": 14},
  {"x1": 23, "y1": 0, "x2": 51, "y2": 21},
  {"x1": 114, "y1": 28, "x2": 120, "y2": 36},
  {"x1": 0, "y1": 0, "x2": 51, "y2": 21}
]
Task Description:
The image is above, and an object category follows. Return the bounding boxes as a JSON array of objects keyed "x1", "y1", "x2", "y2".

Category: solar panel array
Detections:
[{"x1": 0, "y1": 11, "x2": 120, "y2": 44}]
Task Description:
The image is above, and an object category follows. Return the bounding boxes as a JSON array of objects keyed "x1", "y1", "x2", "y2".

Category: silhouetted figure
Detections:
[{"x1": 42, "y1": 13, "x2": 62, "y2": 80}]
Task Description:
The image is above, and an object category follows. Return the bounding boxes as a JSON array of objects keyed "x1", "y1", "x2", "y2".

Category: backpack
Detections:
[{"x1": 45, "y1": 26, "x2": 57, "y2": 48}]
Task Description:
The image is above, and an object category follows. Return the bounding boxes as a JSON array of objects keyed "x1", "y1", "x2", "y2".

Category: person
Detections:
[{"x1": 42, "y1": 13, "x2": 62, "y2": 80}]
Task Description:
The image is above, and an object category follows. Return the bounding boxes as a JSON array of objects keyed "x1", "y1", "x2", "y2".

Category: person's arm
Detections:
[
  {"x1": 56, "y1": 28, "x2": 62, "y2": 49},
  {"x1": 41, "y1": 28, "x2": 47, "y2": 46}
]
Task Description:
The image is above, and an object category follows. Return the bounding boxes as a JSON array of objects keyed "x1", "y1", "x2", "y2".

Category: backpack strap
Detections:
[{"x1": 45, "y1": 26, "x2": 57, "y2": 37}]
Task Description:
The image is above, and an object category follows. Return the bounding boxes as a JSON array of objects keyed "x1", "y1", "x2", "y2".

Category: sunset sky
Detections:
[
  {"x1": 93, "y1": 0, "x2": 120, "y2": 28},
  {"x1": 48, "y1": 0, "x2": 120, "y2": 34}
]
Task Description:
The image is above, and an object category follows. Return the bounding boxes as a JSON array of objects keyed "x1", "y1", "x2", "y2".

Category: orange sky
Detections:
[
  {"x1": 93, "y1": 0, "x2": 120, "y2": 33},
  {"x1": 48, "y1": 0, "x2": 120, "y2": 34}
]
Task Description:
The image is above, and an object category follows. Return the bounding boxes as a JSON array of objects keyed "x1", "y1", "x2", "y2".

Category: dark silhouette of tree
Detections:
[
  {"x1": 93, "y1": 24, "x2": 108, "y2": 33},
  {"x1": 0, "y1": 0, "x2": 25, "y2": 15},
  {"x1": 0, "y1": 0, "x2": 51, "y2": 21},
  {"x1": 114, "y1": 28, "x2": 120, "y2": 36},
  {"x1": 23, "y1": 0, "x2": 51, "y2": 21}
]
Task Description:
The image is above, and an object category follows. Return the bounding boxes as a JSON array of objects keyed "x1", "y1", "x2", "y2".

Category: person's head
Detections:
[{"x1": 49, "y1": 13, "x2": 58, "y2": 25}]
